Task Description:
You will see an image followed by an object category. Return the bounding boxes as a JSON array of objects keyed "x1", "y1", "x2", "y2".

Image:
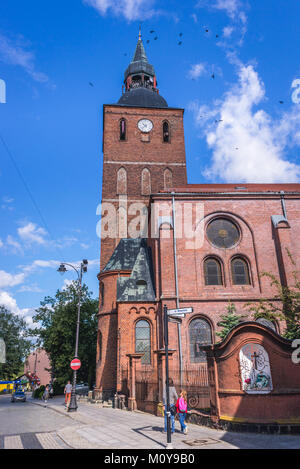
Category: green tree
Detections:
[
  {"x1": 31, "y1": 282, "x2": 98, "y2": 389},
  {"x1": 0, "y1": 306, "x2": 32, "y2": 380},
  {"x1": 216, "y1": 301, "x2": 245, "y2": 340},
  {"x1": 246, "y1": 250, "x2": 300, "y2": 340}
]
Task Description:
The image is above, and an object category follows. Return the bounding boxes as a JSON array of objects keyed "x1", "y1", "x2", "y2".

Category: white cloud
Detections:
[
  {"x1": 18, "y1": 222, "x2": 48, "y2": 246},
  {"x1": 190, "y1": 64, "x2": 300, "y2": 183},
  {"x1": 212, "y1": 0, "x2": 241, "y2": 19},
  {"x1": 187, "y1": 63, "x2": 222, "y2": 81},
  {"x1": 0, "y1": 33, "x2": 48, "y2": 83},
  {"x1": 6, "y1": 235, "x2": 23, "y2": 254},
  {"x1": 0, "y1": 291, "x2": 37, "y2": 326},
  {"x1": 187, "y1": 63, "x2": 207, "y2": 80},
  {"x1": 0, "y1": 239, "x2": 3, "y2": 248},
  {"x1": 18, "y1": 284, "x2": 43, "y2": 293},
  {"x1": 0, "y1": 270, "x2": 26, "y2": 289},
  {"x1": 223, "y1": 25, "x2": 234, "y2": 38},
  {"x1": 83, "y1": 0, "x2": 158, "y2": 21}
]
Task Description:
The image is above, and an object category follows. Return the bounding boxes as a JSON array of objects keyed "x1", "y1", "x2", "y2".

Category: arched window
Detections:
[
  {"x1": 117, "y1": 167, "x2": 127, "y2": 195},
  {"x1": 164, "y1": 168, "x2": 173, "y2": 190},
  {"x1": 231, "y1": 258, "x2": 250, "y2": 285},
  {"x1": 256, "y1": 318, "x2": 277, "y2": 332},
  {"x1": 98, "y1": 331, "x2": 102, "y2": 362},
  {"x1": 141, "y1": 168, "x2": 151, "y2": 195},
  {"x1": 120, "y1": 119, "x2": 126, "y2": 141},
  {"x1": 204, "y1": 258, "x2": 223, "y2": 285},
  {"x1": 189, "y1": 318, "x2": 212, "y2": 363},
  {"x1": 163, "y1": 121, "x2": 170, "y2": 142},
  {"x1": 100, "y1": 282, "x2": 104, "y2": 307},
  {"x1": 135, "y1": 320, "x2": 151, "y2": 365}
]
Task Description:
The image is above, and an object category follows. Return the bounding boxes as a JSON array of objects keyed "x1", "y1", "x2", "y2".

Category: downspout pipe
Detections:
[{"x1": 171, "y1": 193, "x2": 183, "y2": 387}]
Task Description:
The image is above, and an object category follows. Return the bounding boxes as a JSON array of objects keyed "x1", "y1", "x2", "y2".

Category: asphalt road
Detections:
[{"x1": 0, "y1": 393, "x2": 76, "y2": 449}]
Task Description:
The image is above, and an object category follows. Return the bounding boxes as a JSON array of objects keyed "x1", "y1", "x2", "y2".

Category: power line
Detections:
[{"x1": 0, "y1": 132, "x2": 53, "y2": 239}]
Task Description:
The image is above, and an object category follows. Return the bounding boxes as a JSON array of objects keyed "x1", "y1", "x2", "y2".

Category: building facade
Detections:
[
  {"x1": 95, "y1": 32, "x2": 300, "y2": 406},
  {"x1": 24, "y1": 348, "x2": 51, "y2": 386}
]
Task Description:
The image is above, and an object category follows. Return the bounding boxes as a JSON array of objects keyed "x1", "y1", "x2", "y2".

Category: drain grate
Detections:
[{"x1": 184, "y1": 438, "x2": 220, "y2": 447}]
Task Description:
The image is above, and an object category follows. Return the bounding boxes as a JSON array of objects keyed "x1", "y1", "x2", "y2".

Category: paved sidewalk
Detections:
[{"x1": 28, "y1": 396, "x2": 300, "y2": 449}]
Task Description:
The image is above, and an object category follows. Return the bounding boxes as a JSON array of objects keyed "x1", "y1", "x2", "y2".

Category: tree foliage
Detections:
[
  {"x1": 31, "y1": 282, "x2": 98, "y2": 389},
  {"x1": 0, "y1": 306, "x2": 33, "y2": 380},
  {"x1": 216, "y1": 301, "x2": 246, "y2": 340},
  {"x1": 246, "y1": 250, "x2": 300, "y2": 340}
]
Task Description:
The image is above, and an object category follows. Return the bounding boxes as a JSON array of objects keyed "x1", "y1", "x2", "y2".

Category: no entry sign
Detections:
[{"x1": 70, "y1": 358, "x2": 81, "y2": 370}]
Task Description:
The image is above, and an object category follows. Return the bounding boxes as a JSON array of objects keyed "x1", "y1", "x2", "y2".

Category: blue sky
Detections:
[{"x1": 0, "y1": 0, "x2": 300, "y2": 325}]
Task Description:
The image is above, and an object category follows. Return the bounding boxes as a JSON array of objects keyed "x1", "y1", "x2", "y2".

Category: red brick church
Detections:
[{"x1": 94, "y1": 31, "x2": 300, "y2": 410}]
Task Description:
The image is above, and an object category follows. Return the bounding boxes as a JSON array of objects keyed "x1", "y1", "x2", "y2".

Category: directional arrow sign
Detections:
[{"x1": 167, "y1": 307, "x2": 193, "y2": 315}]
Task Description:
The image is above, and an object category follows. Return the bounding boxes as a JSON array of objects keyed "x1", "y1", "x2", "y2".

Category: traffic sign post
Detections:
[{"x1": 163, "y1": 304, "x2": 173, "y2": 449}]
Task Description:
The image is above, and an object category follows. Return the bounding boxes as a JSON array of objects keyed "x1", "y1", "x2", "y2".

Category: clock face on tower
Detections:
[{"x1": 138, "y1": 119, "x2": 153, "y2": 133}]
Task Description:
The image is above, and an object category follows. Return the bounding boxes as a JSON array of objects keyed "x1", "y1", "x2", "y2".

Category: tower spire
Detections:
[{"x1": 117, "y1": 30, "x2": 168, "y2": 108}]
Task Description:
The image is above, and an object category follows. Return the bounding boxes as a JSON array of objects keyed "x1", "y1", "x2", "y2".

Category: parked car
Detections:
[
  {"x1": 75, "y1": 382, "x2": 89, "y2": 395},
  {"x1": 11, "y1": 387, "x2": 26, "y2": 403}
]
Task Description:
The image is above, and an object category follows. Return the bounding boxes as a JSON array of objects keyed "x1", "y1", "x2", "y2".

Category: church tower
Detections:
[
  {"x1": 96, "y1": 30, "x2": 187, "y2": 400},
  {"x1": 100, "y1": 29, "x2": 187, "y2": 270}
]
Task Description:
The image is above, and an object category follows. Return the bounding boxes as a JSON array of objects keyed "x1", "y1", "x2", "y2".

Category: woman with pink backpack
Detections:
[{"x1": 176, "y1": 390, "x2": 188, "y2": 434}]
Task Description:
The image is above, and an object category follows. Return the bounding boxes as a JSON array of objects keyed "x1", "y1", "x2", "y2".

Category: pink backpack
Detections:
[{"x1": 178, "y1": 397, "x2": 187, "y2": 412}]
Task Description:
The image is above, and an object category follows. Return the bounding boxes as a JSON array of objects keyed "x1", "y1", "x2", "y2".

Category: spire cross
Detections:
[{"x1": 139, "y1": 24, "x2": 142, "y2": 40}]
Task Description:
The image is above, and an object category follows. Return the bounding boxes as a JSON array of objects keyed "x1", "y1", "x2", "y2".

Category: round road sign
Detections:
[{"x1": 70, "y1": 358, "x2": 81, "y2": 370}]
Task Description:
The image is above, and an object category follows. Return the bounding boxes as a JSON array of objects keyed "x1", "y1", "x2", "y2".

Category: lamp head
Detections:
[{"x1": 57, "y1": 263, "x2": 67, "y2": 275}]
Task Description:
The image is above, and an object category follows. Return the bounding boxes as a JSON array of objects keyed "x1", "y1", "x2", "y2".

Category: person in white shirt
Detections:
[{"x1": 64, "y1": 381, "x2": 72, "y2": 407}]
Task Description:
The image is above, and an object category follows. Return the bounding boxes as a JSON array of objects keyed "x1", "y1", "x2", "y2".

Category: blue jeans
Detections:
[
  {"x1": 164, "y1": 405, "x2": 175, "y2": 433},
  {"x1": 178, "y1": 412, "x2": 187, "y2": 432}
]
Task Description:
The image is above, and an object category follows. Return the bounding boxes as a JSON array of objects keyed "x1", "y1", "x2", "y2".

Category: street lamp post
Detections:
[{"x1": 57, "y1": 259, "x2": 88, "y2": 412}]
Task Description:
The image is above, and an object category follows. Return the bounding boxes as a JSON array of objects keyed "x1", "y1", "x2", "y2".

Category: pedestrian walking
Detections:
[
  {"x1": 42, "y1": 385, "x2": 50, "y2": 407},
  {"x1": 49, "y1": 382, "x2": 54, "y2": 399},
  {"x1": 64, "y1": 380, "x2": 72, "y2": 408},
  {"x1": 162, "y1": 378, "x2": 178, "y2": 434},
  {"x1": 176, "y1": 389, "x2": 188, "y2": 434}
]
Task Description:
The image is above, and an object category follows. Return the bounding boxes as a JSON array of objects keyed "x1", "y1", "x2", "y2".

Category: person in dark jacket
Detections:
[{"x1": 162, "y1": 378, "x2": 178, "y2": 433}]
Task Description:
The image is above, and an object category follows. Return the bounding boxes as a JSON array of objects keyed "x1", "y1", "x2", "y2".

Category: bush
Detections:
[
  {"x1": 33, "y1": 385, "x2": 45, "y2": 399},
  {"x1": 53, "y1": 381, "x2": 64, "y2": 396}
]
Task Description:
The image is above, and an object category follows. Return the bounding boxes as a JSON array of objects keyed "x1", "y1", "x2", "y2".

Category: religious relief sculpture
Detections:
[
  {"x1": 239, "y1": 343, "x2": 273, "y2": 394},
  {"x1": 0, "y1": 338, "x2": 6, "y2": 364}
]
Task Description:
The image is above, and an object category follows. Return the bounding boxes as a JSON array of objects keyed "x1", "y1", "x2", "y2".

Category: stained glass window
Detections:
[
  {"x1": 189, "y1": 318, "x2": 212, "y2": 363},
  {"x1": 207, "y1": 218, "x2": 240, "y2": 249},
  {"x1": 231, "y1": 258, "x2": 250, "y2": 285},
  {"x1": 204, "y1": 258, "x2": 223, "y2": 285},
  {"x1": 135, "y1": 320, "x2": 151, "y2": 364}
]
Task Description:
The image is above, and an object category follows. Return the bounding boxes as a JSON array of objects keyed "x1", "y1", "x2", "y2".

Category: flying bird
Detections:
[
  {"x1": 279, "y1": 100, "x2": 284, "y2": 104},
  {"x1": 211, "y1": 73, "x2": 215, "y2": 79},
  {"x1": 154, "y1": 36, "x2": 158, "y2": 40},
  {"x1": 146, "y1": 40, "x2": 150, "y2": 43},
  {"x1": 150, "y1": 30, "x2": 155, "y2": 33},
  {"x1": 178, "y1": 41, "x2": 182, "y2": 45},
  {"x1": 179, "y1": 32, "x2": 183, "y2": 37},
  {"x1": 216, "y1": 34, "x2": 219, "y2": 38},
  {"x1": 89, "y1": 82, "x2": 94, "y2": 87}
]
